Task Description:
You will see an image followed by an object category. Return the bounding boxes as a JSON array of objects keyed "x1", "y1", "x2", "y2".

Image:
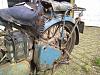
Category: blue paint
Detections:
[
  {"x1": 63, "y1": 16, "x2": 75, "y2": 23},
  {"x1": 44, "y1": 17, "x2": 61, "y2": 30},
  {"x1": 40, "y1": 46, "x2": 61, "y2": 65},
  {"x1": 44, "y1": 16, "x2": 75, "y2": 31}
]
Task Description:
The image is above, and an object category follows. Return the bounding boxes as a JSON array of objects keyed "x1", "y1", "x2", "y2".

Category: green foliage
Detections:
[{"x1": 94, "y1": 58, "x2": 100, "y2": 67}]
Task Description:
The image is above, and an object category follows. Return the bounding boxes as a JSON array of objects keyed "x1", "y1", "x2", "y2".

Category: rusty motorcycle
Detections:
[{"x1": 0, "y1": 1, "x2": 85, "y2": 75}]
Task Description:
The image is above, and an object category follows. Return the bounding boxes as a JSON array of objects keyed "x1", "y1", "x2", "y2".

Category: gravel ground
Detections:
[{"x1": 51, "y1": 26, "x2": 100, "y2": 75}]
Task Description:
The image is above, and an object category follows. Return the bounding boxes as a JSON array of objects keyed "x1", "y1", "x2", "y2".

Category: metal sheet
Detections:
[
  {"x1": 40, "y1": 46, "x2": 61, "y2": 65},
  {"x1": 44, "y1": 16, "x2": 75, "y2": 31}
]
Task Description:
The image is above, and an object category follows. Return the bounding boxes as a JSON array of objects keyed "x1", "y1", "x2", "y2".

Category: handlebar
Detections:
[
  {"x1": 72, "y1": 7, "x2": 86, "y2": 11},
  {"x1": 66, "y1": 6, "x2": 86, "y2": 12},
  {"x1": 64, "y1": 7, "x2": 86, "y2": 17}
]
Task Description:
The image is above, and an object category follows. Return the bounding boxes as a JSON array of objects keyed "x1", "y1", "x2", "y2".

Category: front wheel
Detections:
[{"x1": 42, "y1": 21, "x2": 76, "y2": 54}]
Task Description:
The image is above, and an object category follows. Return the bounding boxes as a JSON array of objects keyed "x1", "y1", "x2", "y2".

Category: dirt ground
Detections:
[{"x1": 51, "y1": 26, "x2": 100, "y2": 75}]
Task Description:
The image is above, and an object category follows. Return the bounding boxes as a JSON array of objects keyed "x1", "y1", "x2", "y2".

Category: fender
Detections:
[{"x1": 43, "y1": 16, "x2": 79, "y2": 45}]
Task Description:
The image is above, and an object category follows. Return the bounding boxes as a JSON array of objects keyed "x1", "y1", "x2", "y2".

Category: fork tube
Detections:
[
  {"x1": 65, "y1": 17, "x2": 80, "y2": 46},
  {"x1": 69, "y1": 11, "x2": 83, "y2": 39},
  {"x1": 59, "y1": 22, "x2": 64, "y2": 50},
  {"x1": 65, "y1": 11, "x2": 83, "y2": 46}
]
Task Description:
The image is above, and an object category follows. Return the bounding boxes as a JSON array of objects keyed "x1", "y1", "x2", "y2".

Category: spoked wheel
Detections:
[{"x1": 42, "y1": 21, "x2": 76, "y2": 57}]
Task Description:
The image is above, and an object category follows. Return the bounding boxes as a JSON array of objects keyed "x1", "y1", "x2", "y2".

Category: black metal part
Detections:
[{"x1": 77, "y1": 21, "x2": 84, "y2": 33}]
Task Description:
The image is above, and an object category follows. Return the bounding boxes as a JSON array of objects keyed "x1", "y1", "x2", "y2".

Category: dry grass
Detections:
[{"x1": 51, "y1": 26, "x2": 100, "y2": 75}]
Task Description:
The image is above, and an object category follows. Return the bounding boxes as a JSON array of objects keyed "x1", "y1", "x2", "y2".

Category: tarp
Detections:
[
  {"x1": 75, "y1": 0, "x2": 100, "y2": 27},
  {"x1": 0, "y1": 0, "x2": 8, "y2": 29}
]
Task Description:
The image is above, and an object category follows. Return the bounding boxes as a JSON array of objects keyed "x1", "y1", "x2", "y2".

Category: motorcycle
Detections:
[{"x1": 0, "y1": 1, "x2": 86, "y2": 75}]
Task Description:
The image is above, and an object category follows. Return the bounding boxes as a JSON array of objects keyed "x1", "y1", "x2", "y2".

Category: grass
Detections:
[{"x1": 93, "y1": 58, "x2": 100, "y2": 67}]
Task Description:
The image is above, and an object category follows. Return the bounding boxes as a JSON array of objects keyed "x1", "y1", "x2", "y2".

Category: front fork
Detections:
[{"x1": 58, "y1": 10, "x2": 84, "y2": 63}]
